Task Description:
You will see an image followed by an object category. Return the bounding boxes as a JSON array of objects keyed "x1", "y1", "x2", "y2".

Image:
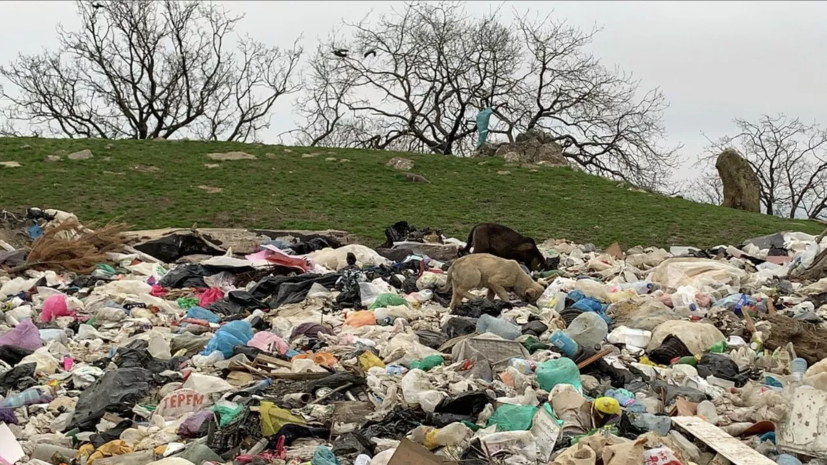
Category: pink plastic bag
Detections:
[
  {"x1": 151, "y1": 285, "x2": 168, "y2": 297},
  {"x1": 245, "y1": 245, "x2": 313, "y2": 272},
  {"x1": 197, "y1": 288, "x2": 225, "y2": 308},
  {"x1": 248, "y1": 331, "x2": 289, "y2": 355},
  {"x1": 40, "y1": 294, "x2": 76, "y2": 322},
  {"x1": 0, "y1": 318, "x2": 43, "y2": 350}
]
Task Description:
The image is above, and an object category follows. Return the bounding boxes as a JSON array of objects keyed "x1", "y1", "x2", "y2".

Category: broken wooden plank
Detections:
[{"x1": 672, "y1": 416, "x2": 776, "y2": 465}]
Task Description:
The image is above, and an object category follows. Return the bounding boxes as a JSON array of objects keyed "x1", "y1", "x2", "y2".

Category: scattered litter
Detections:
[{"x1": 0, "y1": 214, "x2": 825, "y2": 464}]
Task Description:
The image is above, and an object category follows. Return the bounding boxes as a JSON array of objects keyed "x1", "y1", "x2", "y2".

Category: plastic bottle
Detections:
[
  {"x1": 0, "y1": 386, "x2": 52, "y2": 409},
  {"x1": 791, "y1": 358, "x2": 807, "y2": 380},
  {"x1": 750, "y1": 332, "x2": 764, "y2": 352},
  {"x1": 507, "y1": 358, "x2": 536, "y2": 374},
  {"x1": 63, "y1": 355, "x2": 74, "y2": 371},
  {"x1": 476, "y1": 314, "x2": 521, "y2": 340},
  {"x1": 386, "y1": 365, "x2": 408, "y2": 375},
  {"x1": 620, "y1": 281, "x2": 653, "y2": 295},
  {"x1": 708, "y1": 341, "x2": 728, "y2": 354},
  {"x1": 241, "y1": 378, "x2": 273, "y2": 394},
  {"x1": 733, "y1": 293, "x2": 749, "y2": 316},
  {"x1": 549, "y1": 330, "x2": 579, "y2": 357}
]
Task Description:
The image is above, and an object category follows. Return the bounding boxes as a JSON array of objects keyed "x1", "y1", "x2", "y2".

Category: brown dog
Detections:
[
  {"x1": 459, "y1": 223, "x2": 548, "y2": 272},
  {"x1": 439, "y1": 253, "x2": 545, "y2": 309}
]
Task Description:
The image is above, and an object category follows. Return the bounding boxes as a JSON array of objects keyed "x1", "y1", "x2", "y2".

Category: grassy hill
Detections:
[{"x1": 0, "y1": 137, "x2": 822, "y2": 249}]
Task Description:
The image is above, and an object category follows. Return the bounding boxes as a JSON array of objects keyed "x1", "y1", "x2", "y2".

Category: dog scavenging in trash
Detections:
[{"x1": 2, "y1": 212, "x2": 827, "y2": 464}]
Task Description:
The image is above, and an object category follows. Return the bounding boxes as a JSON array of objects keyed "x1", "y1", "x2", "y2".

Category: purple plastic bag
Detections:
[
  {"x1": 0, "y1": 319, "x2": 43, "y2": 351},
  {"x1": 178, "y1": 410, "x2": 214, "y2": 438}
]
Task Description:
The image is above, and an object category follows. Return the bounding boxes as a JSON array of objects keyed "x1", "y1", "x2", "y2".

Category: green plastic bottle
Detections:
[{"x1": 708, "y1": 341, "x2": 728, "y2": 354}]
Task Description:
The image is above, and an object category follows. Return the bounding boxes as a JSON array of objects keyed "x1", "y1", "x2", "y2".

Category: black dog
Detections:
[{"x1": 459, "y1": 223, "x2": 551, "y2": 271}]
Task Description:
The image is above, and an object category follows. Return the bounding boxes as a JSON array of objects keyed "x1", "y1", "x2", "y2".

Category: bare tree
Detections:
[
  {"x1": 0, "y1": 0, "x2": 302, "y2": 142},
  {"x1": 685, "y1": 171, "x2": 723, "y2": 206},
  {"x1": 702, "y1": 114, "x2": 827, "y2": 219},
  {"x1": 298, "y1": 1, "x2": 678, "y2": 188}
]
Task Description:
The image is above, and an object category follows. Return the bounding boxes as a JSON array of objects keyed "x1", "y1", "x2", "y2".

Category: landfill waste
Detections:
[{"x1": 0, "y1": 211, "x2": 827, "y2": 464}]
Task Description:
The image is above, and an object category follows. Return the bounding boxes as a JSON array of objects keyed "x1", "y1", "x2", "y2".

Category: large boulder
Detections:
[
  {"x1": 386, "y1": 157, "x2": 415, "y2": 170},
  {"x1": 494, "y1": 130, "x2": 568, "y2": 166},
  {"x1": 473, "y1": 143, "x2": 498, "y2": 158},
  {"x1": 716, "y1": 149, "x2": 760, "y2": 212}
]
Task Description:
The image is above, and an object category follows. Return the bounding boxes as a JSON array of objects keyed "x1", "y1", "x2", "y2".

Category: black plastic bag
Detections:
[
  {"x1": 90, "y1": 420, "x2": 134, "y2": 448},
  {"x1": 452, "y1": 298, "x2": 511, "y2": 319},
  {"x1": 159, "y1": 264, "x2": 248, "y2": 289},
  {"x1": 208, "y1": 290, "x2": 269, "y2": 316},
  {"x1": 0, "y1": 363, "x2": 37, "y2": 395},
  {"x1": 426, "y1": 412, "x2": 473, "y2": 427},
  {"x1": 306, "y1": 372, "x2": 364, "y2": 395},
  {"x1": 459, "y1": 439, "x2": 492, "y2": 465},
  {"x1": 442, "y1": 317, "x2": 478, "y2": 338},
  {"x1": 697, "y1": 354, "x2": 749, "y2": 386},
  {"x1": 435, "y1": 391, "x2": 492, "y2": 416},
  {"x1": 133, "y1": 234, "x2": 225, "y2": 263},
  {"x1": 70, "y1": 367, "x2": 152, "y2": 431},
  {"x1": 332, "y1": 432, "x2": 374, "y2": 458},
  {"x1": 251, "y1": 273, "x2": 339, "y2": 309},
  {"x1": 359, "y1": 409, "x2": 427, "y2": 440},
  {"x1": 113, "y1": 339, "x2": 185, "y2": 374},
  {"x1": 522, "y1": 320, "x2": 548, "y2": 336},
  {"x1": 269, "y1": 424, "x2": 330, "y2": 447},
  {"x1": 648, "y1": 334, "x2": 692, "y2": 365},
  {"x1": 415, "y1": 330, "x2": 449, "y2": 350},
  {"x1": 292, "y1": 323, "x2": 334, "y2": 340},
  {"x1": 0, "y1": 345, "x2": 34, "y2": 366},
  {"x1": 651, "y1": 380, "x2": 707, "y2": 405},
  {"x1": 289, "y1": 237, "x2": 332, "y2": 255}
]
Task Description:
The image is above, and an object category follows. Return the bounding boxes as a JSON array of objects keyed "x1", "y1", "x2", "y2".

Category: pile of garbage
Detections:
[{"x1": 2, "y1": 209, "x2": 827, "y2": 465}]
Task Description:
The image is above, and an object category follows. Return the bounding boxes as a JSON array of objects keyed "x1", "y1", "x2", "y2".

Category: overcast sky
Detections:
[{"x1": 2, "y1": 1, "x2": 826, "y2": 180}]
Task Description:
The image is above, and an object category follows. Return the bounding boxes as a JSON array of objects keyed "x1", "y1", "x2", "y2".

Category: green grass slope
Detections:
[{"x1": 1, "y1": 137, "x2": 822, "y2": 248}]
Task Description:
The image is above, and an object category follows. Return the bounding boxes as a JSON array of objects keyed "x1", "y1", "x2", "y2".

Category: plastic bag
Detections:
[
  {"x1": 70, "y1": 368, "x2": 152, "y2": 430},
  {"x1": 359, "y1": 282, "x2": 386, "y2": 307},
  {"x1": 199, "y1": 320, "x2": 253, "y2": 358},
  {"x1": 487, "y1": 404, "x2": 538, "y2": 431},
  {"x1": 574, "y1": 279, "x2": 609, "y2": 302},
  {"x1": 345, "y1": 311, "x2": 376, "y2": 328},
  {"x1": 536, "y1": 358, "x2": 581, "y2": 392},
  {"x1": 358, "y1": 352, "x2": 385, "y2": 372},
  {"x1": 41, "y1": 294, "x2": 76, "y2": 322},
  {"x1": 0, "y1": 318, "x2": 43, "y2": 350},
  {"x1": 565, "y1": 312, "x2": 608, "y2": 349},
  {"x1": 196, "y1": 288, "x2": 224, "y2": 308},
  {"x1": 247, "y1": 331, "x2": 288, "y2": 354},
  {"x1": 647, "y1": 320, "x2": 725, "y2": 355},
  {"x1": 185, "y1": 306, "x2": 220, "y2": 324},
  {"x1": 369, "y1": 293, "x2": 408, "y2": 310},
  {"x1": 260, "y1": 401, "x2": 306, "y2": 436}
]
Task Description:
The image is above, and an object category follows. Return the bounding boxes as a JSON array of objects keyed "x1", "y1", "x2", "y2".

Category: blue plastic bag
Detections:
[
  {"x1": 312, "y1": 446, "x2": 340, "y2": 465},
  {"x1": 568, "y1": 291, "x2": 612, "y2": 323},
  {"x1": 186, "y1": 306, "x2": 221, "y2": 324},
  {"x1": 200, "y1": 320, "x2": 253, "y2": 358},
  {"x1": 476, "y1": 107, "x2": 493, "y2": 148}
]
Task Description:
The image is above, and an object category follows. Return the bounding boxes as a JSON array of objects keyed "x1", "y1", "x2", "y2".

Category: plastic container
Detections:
[
  {"x1": 697, "y1": 400, "x2": 718, "y2": 425},
  {"x1": 607, "y1": 326, "x2": 652, "y2": 348},
  {"x1": 549, "y1": 330, "x2": 579, "y2": 357},
  {"x1": 476, "y1": 314, "x2": 521, "y2": 340}
]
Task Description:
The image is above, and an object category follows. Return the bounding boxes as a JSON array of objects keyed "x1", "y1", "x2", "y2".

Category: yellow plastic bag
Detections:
[
  {"x1": 260, "y1": 401, "x2": 306, "y2": 436},
  {"x1": 358, "y1": 351, "x2": 385, "y2": 372}
]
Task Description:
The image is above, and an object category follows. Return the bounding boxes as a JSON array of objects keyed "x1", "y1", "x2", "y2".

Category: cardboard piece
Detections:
[
  {"x1": 153, "y1": 388, "x2": 211, "y2": 420},
  {"x1": 388, "y1": 438, "x2": 457, "y2": 465},
  {"x1": 777, "y1": 388, "x2": 827, "y2": 458},
  {"x1": 0, "y1": 423, "x2": 25, "y2": 465},
  {"x1": 606, "y1": 242, "x2": 623, "y2": 259},
  {"x1": 531, "y1": 406, "x2": 562, "y2": 462}
]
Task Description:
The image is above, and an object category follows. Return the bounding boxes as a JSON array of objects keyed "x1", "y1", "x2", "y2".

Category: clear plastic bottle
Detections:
[
  {"x1": 791, "y1": 358, "x2": 808, "y2": 381},
  {"x1": 476, "y1": 314, "x2": 521, "y2": 340},
  {"x1": 507, "y1": 358, "x2": 536, "y2": 374},
  {"x1": 0, "y1": 386, "x2": 52, "y2": 409}
]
